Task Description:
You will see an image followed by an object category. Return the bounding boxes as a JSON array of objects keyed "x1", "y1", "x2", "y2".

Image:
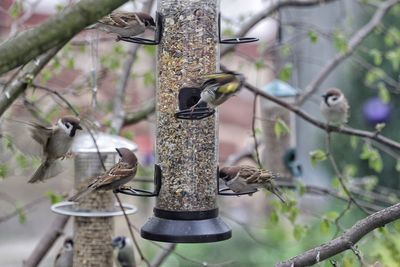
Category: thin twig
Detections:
[
  {"x1": 114, "y1": 193, "x2": 150, "y2": 267},
  {"x1": 297, "y1": 0, "x2": 400, "y2": 105},
  {"x1": 150, "y1": 244, "x2": 177, "y2": 267},
  {"x1": 252, "y1": 93, "x2": 262, "y2": 167},
  {"x1": 325, "y1": 132, "x2": 370, "y2": 215}
]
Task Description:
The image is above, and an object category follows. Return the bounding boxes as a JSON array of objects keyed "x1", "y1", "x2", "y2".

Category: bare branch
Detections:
[
  {"x1": 297, "y1": 0, "x2": 400, "y2": 105},
  {"x1": 0, "y1": 0, "x2": 128, "y2": 74},
  {"x1": 276, "y1": 202, "x2": 400, "y2": 267},
  {"x1": 0, "y1": 44, "x2": 64, "y2": 117},
  {"x1": 150, "y1": 244, "x2": 177, "y2": 267},
  {"x1": 123, "y1": 100, "x2": 156, "y2": 126},
  {"x1": 221, "y1": 0, "x2": 338, "y2": 56},
  {"x1": 111, "y1": 0, "x2": 155, "y2": 133},
  {"x1": 23, "y1": 215, "x2": 70, "y2": 267},
  {"x1": 223, "y1": 65, "x2": 400, "y2": 151}
]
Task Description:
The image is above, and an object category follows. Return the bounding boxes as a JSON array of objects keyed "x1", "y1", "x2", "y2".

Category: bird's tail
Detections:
[
  {"x1": 28, "y1": 160, "x2": 62, "y2": 183},
  {"x1": 69, "y1": 187, "x2": 96, "y2": 202}
]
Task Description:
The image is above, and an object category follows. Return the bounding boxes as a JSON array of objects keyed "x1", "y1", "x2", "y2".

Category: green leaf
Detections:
[
  {"x1": 394, "y1": 220, "x2": 400, "y2": 233},
  {"x1": 254, "y1": 127, "x2": 262, "y2": 136},
  {"x1": 281, "y1": 45, "x2": 292, "y2": 58},
  {"x1": 369, "y1": 49, "x2": 382, "y2": 66},
  {"x1": 296, "y1": 180, "x2": 306, "y2": 196},
  {"x1": 122, "y1": 131, "x2": 133, "y2": 140},
  {"x1": 274, "y1": 118, "x2": 290, "y2": 138},
  {"x1": 279, "y1": 63, "x2": 293, "y2": 82},
  {"x1": 350, "y1": 136, "x2": 359, "y2": 149},
  {"x1": 384, "y1": 27, "x2": 400, "y2": 47},
  {"x1": 309, "y1": 149, "x2": 327, "y2": 167},
  {"x1": 288, "y1": 207, "x2": 299, "y2": 224},
  {"x1": 385, "y1": 48, "x2": 400, "y2": 70},
  {"x1": 66, "y1": 58, "x2": 75, "y2": 69},
  {"x1": 375, "y1": 123, "x2": 386, "y2": 132},
  {"x1": 320, "y1": 218, "x2": 330, "y2": 233},
  {"x1": 293, "y1": 224, "x2": 307, "y2": 241},
  {"x1": 333, "y1": 30, "x2": 348, "y2": 52},
  {"x1": 10, "y1": 1, "x2": 22, "y2": 18},
  {"x1": 254, "y1": 60, "x2": 266, "y2": 70},
  {"x1": 325, "y1": 211, "x2": 339, "y2": 221},
  {"x1": 365, "y1": 68, "x2": 385, "y2": 86},
  {"x1": 360, "y1": 144, "x2": 383, "y2": 173},
  {"x1": 143, "y1": 71, "x2": 155, "y2": 87},
  {"x1": 16, "y1": 154, "x2": 29, "y2": 169},
  {"x1": 3, "y1": 135, "x2": 14, "y2": 151},
  {"x1": 113, "y1": 44, "x2": 125, "y2": 55},
  {"x1": 308, "y1": 30, "x2": 318, "y2": 43},
  {"x1": 378, "y1": 83, "x2": 391, "y2": 103},
  {"x1": 46, "y1": 191, "x2": 64, "y2": 204},
  {"x1": 395, "y1": 160, "x2": 400, "y2": 172},
  {"x1": 270, "y1": 210, "x2": 279, "y2": 225},
  {"x1": 0, "y1": 165, "x2": 9, "y2": 179},
  {"x1": 15, "y1": 202, "x2": 26, "y2": 224}
]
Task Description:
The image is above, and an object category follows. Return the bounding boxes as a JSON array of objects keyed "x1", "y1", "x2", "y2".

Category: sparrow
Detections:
[
  {"x1": 70, "y1": 148, "x2": 138, "y2": 201},
  {"x1": 190, "y1": 71, "x2": 245, "y2": 112},
  {"x1": 4, "y1": 116, "x2": 82, "y2": 183},
  {"x1": 54, "y1": 237, "x2": 73, "y2": 267},
  {"x1": 320, "y1": 88, "x2": 349, "y2": 126},
  {"x1": 219, "y1": 165, "x2": 286, "y2": 203},
  {"x1": 86, "y1": 12, "x2": 156, "y2": 40},
  {"x1": 112, "y1": 236, "x2": 135, "y2": 267}
]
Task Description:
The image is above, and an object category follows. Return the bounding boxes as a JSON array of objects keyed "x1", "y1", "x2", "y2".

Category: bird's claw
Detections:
[{"x1": 60, "y1": 152, "x2": 74, "y2": 160}]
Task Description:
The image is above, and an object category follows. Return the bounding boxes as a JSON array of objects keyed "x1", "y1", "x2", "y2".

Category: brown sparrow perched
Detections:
[
  {"x1": 70, "y1": 148, "x2": 138, "y2": 201},
  {"x1": 86, "y1": 12, "x2": 156, "y2": 40},
  {"x1": 219, "y1": 165, "x2": 286, "y2": 203},
  {"x1": 5, "y1": 116, "x2": 82, "y2": 183},
  {"x1": 320, "y1": 88, "x2": 349, "y2": 126},
  {"x1": 54, "y1": 237, "x2": 73, "y2": 267}
]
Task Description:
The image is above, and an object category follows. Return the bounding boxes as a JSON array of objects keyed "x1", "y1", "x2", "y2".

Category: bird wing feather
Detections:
[
  {"x1": 2, "y1": 119, "x2": 52, "y2": 157},
  {"x1": 100, "y1": 12, "x2": 135, "y2": 27}
]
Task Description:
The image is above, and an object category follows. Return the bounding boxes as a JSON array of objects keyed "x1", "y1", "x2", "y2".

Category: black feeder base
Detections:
[{"x1": 141, "y1": 208, "x2": 231, "y2": 243}]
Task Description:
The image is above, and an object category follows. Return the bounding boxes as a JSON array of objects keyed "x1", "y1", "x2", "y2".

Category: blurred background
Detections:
[{"x1": 1, "y1": 0, "x2": 400, "y2": 266}]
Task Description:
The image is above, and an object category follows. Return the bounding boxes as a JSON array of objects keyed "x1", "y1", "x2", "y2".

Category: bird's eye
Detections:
[{"x1": 65, "y1": 123, "x2": 71, "y2": 129}]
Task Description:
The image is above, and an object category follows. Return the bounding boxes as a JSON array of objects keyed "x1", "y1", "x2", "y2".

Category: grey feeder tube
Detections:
[
  {"x1": 71, "y1": 133, "x2": 137, "y2": 266},
  {"x1": 141, "y1": 0, "x2": 231, "y2": 243},
  {"x1": 261, "y1": 80, "x2": 298, "y2": 178}
]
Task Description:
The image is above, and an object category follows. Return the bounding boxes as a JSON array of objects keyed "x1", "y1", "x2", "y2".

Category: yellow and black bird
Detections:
[{"x1": 190, "y1": 71, "x2": 245, "y2": 112}]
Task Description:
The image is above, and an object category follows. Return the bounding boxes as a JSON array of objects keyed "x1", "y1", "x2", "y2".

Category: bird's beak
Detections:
[
  {"x1": 115, "y1": 148, "x2": 123, "y2": 157},
  {"x1": 321, "y1": 94, "x2": 327, "y2": 98},
  {"x1": 76, "y1": 125, "x2": 83, "y2": 130}
]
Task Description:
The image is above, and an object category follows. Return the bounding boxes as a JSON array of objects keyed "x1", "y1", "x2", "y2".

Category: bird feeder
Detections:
[
  {"x1": 261, "y1": 80, "x2": 298, "y2": 178},
  {"x1": 51, "y1": 133, "x2": 137, "y2": 267},
  {"x1": 142, "y1": 0, "x2": 233, "y2": 243}
]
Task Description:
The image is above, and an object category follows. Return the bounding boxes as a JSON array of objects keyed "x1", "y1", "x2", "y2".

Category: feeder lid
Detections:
[
  {"x1": 72, "y1": 133, "x2": 137, "y2": 153},
  {"x1": 262, "y1": 79, "x2": 298, "y2": 97}
]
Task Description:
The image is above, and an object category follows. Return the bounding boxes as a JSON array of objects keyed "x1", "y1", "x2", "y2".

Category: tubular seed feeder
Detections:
[
  {"x1": 117, "y1": 0, "x2": 257, "y2": 243},
  {"x1": 261, "y1": 80, "x2": 300, "y2": 178},
  {"x1": 51, "y1": 133, "x2": 137, "y2": 267}
]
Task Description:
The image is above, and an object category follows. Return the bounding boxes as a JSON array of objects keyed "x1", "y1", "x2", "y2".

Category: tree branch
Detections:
[
  {"x1": 23, "y1": 215, "x2": 70, "y2": 267},
  {"x1": 123, "y1": 100, "x2": 155, "y2": 126},
  {"x1": 150, "y1": 244, "x2": 177, "y2": 267},
  {"x1": 276, "y1": 202, "x2": 400, "y2": 267},
  {"x1": 223, "y1": 65, "x2": 400, "y2": 151},
  {"x1": 297, "y1": 0, "x2": 400, "y2": 105},
  {"x1": 221, "y1": 0, "x2": 337, "y2": 57},
  {"x1": 111, "y1": 0, "x2": 155, "y2": 133},
  {"x1": 0, "y1": 0, "x2": 128, "y2": 75},
  {"x1": 0, "y1": 44, "x2": 64, "y2": 117}
]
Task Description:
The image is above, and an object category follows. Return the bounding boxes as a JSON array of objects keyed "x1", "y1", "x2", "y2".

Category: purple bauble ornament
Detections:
[{"x1": 362, "y1": 97, "x2": 391, "y2": 125}]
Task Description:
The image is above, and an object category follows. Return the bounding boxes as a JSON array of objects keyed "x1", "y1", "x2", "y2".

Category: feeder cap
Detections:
[
  {"x1": 72, "y1": 133, "x2": 137, "y2": 153},
  {"x1": 262, "y1": 79, "x2": 298, "y2": 97}
]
